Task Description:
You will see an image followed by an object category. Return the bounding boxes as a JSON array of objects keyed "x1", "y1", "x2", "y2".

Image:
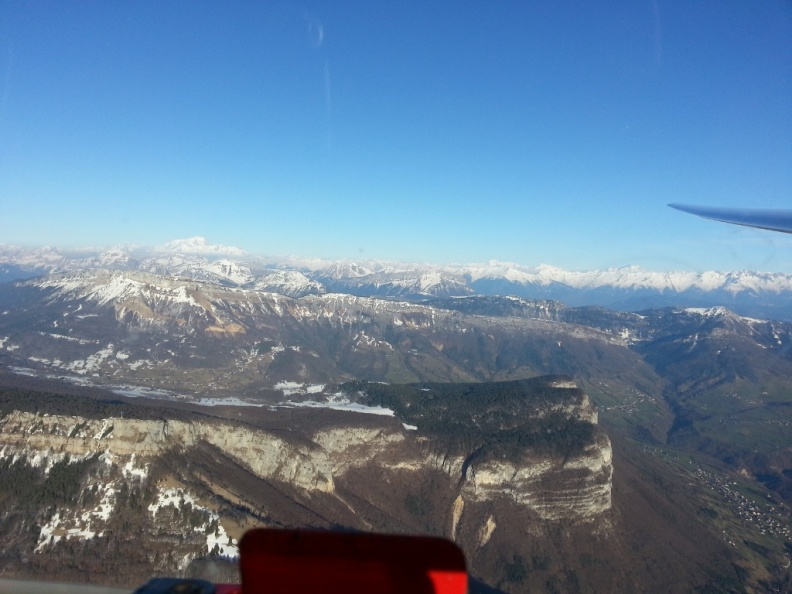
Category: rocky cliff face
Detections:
[
  {"x1": 460, "y1": 432, "x2": 612, "y2": 520},
  {"x1": 0, "y1": 378, "x2": 611, "y2": 590},
  {"x1": 0, "y1": 404, "x2": 612, "y2": 522},
  {"x1": 0, "y1": 412, "x2": 335, "y2": 493}
]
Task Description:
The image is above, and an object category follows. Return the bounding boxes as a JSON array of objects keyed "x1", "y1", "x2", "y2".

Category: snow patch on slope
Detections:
[
  {"x1": 280, "y1": 393, "x2": 395, "y2": 417},
  {"x1": 149, "y1": 487, "x2": 238, "y2": 559}
]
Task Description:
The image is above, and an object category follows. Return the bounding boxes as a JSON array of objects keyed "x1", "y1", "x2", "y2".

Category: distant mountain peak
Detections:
[
  {"x1": 682, "y1": 305, "x2": 757, "y2": 322},
  {"x1": 158, "y1": 237, "x2": 247, "y2": 257}
]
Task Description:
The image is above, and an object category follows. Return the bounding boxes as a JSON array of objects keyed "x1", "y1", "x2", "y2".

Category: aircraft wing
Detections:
[{"x1": 668, "y1": 203, "x2": 792, "y2": 234}]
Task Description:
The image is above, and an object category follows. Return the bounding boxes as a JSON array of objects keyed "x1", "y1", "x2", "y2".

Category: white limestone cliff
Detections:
[{"x1": 0, "y1": 409, "x2": 612, "y2": 521}]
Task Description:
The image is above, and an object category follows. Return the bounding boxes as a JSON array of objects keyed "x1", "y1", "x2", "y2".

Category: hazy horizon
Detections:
[{"x1": 4, "y1": 234, "x2": 792, "y2": 276}]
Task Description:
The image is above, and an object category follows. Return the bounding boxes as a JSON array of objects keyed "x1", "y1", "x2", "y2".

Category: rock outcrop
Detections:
[
  {"x1": 0, "y1": 377, "x2": 613, "y2": 591},
  {"x1": 0, "y1": 404, "x2": 611, "y2": 521}
]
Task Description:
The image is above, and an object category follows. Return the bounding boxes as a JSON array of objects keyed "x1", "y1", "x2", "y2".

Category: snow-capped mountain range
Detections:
[{"x1": 3, "y1": 237, "x2": 792, "y2": 320}]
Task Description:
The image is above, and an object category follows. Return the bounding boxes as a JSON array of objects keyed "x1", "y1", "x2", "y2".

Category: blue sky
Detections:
[{"x1": 0, "y1": 1, "x2": 790, "y2": 272}]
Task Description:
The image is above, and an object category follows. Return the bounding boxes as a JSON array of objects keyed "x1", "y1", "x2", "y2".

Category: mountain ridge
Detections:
[{"x1": 3, "y1": 240, "x2": 792, "y2": 320}]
